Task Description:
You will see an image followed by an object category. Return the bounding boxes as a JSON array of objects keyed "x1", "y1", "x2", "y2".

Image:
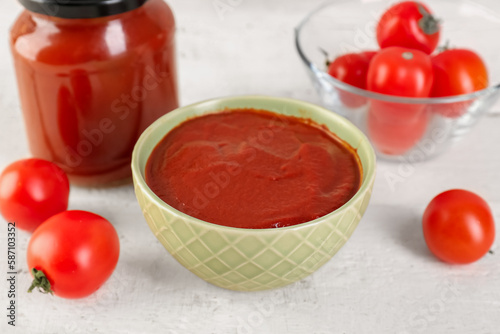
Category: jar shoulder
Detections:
[{"x1": 10, "y1": 0, "x2": 175, "y2": 64}]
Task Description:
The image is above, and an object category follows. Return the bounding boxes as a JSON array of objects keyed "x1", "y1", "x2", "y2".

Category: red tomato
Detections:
[
  {"x1": 430, "y1": 49, "x2": 488, "y2": 118},
  {"x1": 368, "y1": 46, "x2": 433, "y2": 98},
  {"x1": 0, "y1": 159, "x2": 70, "y2": 232},
  {"x1": 27, "y1": 210, "x2": 120, "y2": 298},
  {"x1": 377, "y1": 1, "x2": 440, "y2": 54},
  {"x1": 328, "y1": 51, "x2": 377, "y2": 108},
  {"x1": 431, "y1": 49, "x2": 488, "y2": 97},
  {"x1": 367, "y1": 47, "x2": 433, "y2": 122},
  {"x1": 328, "y1": 51, "x2": 377, "y2": 89},
  {"x1": 367, "y1": 107, "x2": 429, "y2": 155},
  {"x1": 422, "y1": 190, "x2": 495, "y2": 264}
]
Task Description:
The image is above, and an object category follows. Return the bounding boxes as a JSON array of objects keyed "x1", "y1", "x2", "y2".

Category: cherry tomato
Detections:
[
  {"x1": 422, "y1": 190, "x2": 495, "y2": 264},
  {"x1": 368, "y1": 47, "x2": 433, "y2": 99},
  {"x1": 367, "y1": 107, "x2": 429, "y2": 155},
  {"x1": 367, "y1": 47, "x2": 433, "y2": 123},
  {"x1": 328, "y1": 51, "x2": 377, "y2": 108},
  {"x1": 431, "y1": 49, "x2": 488, "y2": 97},
  {"x1": 27, "y1": 210, "x2": 120, "y2": 299},
  {"x1": 430, "y1": 49, "x2": 488, "y2": 118},
  {"x1": 0, "y1": 159, "x2": 70, "y2": 232},
  {"x1": 328, "y1": 51, "x2": 377, "y2": 89},
  {"x1": 377, "y1": 1, "x2": 440, "y2": 54}
]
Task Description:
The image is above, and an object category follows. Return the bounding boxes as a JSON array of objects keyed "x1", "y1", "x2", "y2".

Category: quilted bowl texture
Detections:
[{"x1": 132, "y1": 96, "x2": 376, "y2": 291}]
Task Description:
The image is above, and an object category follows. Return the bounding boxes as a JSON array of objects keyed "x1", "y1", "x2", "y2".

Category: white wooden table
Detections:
[{"x1": 1, "y1": 1, "x2": 499, "y2": 333}]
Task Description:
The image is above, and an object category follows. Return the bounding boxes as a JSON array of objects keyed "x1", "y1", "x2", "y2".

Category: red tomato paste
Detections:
[{"x1": 146, "y1": 109, "x2": 362, "y2": 229}]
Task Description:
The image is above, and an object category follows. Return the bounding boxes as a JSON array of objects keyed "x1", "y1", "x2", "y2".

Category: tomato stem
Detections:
[
  {"x1": 319, "y1": 47, "x2": 331, "y2": 68},
  {"x1": 489, "y1": 249, "x2": 495, "y2": 255},
  {"x1": 402, "y1": 52, "x2": 414, "y2": 60},
  {"x1": 417, "y1": 3, "x2": 440, "y2": 35},
  {"x1": 437, "y1": 40, "x2": 451, "y2": 53},
  {"x1": 27, "y1": 268, "x2": 54, "y2": 295}
]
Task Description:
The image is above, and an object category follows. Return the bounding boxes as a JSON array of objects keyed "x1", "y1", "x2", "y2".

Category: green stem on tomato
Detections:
[
  {"x1": 27, "y1": 268, "x2": 54, "y2": 295},
  {"x1": 318, "y1": 47, "x2": 331, "y2": 68},
  {"x1": 437, "y1": 40, "x2": 451, "y2": 53},
  {"x1": 417, "y1": 3, "x2": 440, "y2": 35}
]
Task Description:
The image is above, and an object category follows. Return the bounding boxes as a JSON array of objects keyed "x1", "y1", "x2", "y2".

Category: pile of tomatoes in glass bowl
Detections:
[{"x1": 296, "y1": 0, "x2": 500, "y2": 161}]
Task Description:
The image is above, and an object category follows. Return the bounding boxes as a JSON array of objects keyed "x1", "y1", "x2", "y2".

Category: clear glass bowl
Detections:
[{"x1": 295, "y1": 0, "x2": 500, "y2": 161}]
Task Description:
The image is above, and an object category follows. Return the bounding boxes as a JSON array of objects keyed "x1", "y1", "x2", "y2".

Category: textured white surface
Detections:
[{"x1": 0, "y1": 0, "x2": 499, "y2": 333}]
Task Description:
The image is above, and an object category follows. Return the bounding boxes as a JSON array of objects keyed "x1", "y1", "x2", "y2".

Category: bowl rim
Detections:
[
  {"x1": 131, "y1": 95, "x2": 376, "y2": 233},
  {"x1": 295, "y1": 0, "x2": 500, "y2": 105}
]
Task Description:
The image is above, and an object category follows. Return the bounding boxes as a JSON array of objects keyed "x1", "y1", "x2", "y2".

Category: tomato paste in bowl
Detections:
[
  {"x1": 132, "y1": 96, "x2": 376, "y2": 291},
  {"x1": 145, "y1": 109, "x2": 362, "y2": 229}
]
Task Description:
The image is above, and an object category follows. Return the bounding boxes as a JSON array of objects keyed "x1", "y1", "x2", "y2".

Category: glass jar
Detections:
[{"x1": 10, "y1": 0, "x2": 178, "y2": 186}]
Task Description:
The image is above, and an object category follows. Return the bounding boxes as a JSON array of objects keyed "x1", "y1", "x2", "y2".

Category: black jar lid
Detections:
[{"x1": 18, "y1": 0, "x2": 149, "y2": 19}]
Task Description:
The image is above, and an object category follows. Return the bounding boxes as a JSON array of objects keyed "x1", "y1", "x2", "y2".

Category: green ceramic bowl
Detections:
[{"x1": 132, "y1": 96, "x2": 376, "y2": 291}]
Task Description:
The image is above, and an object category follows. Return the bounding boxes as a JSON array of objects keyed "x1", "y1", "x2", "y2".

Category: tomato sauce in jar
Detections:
[{"x1": 10, "y1": 0, "x2": 178, "y2": 186}]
